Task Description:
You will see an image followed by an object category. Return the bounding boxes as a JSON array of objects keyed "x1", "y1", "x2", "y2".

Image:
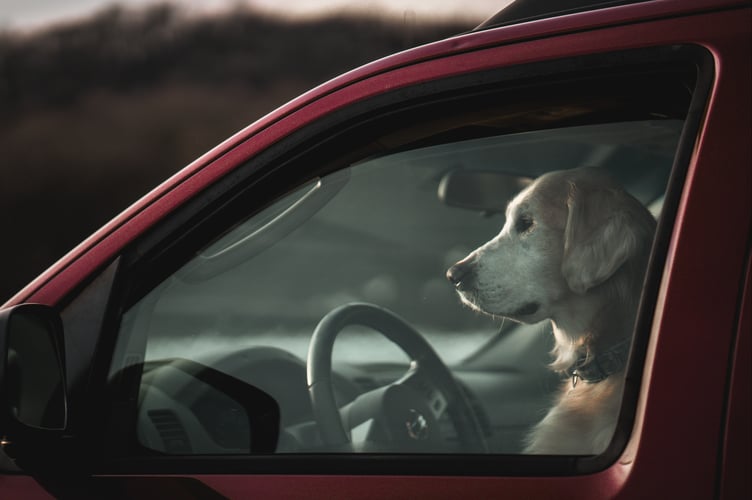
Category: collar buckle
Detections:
[
  {"x1": 565, "y1": 338, "x2": 631, "y2": 386},
  {"x1": 571, "y1": 370, "x2": 580, "y2": 388}
]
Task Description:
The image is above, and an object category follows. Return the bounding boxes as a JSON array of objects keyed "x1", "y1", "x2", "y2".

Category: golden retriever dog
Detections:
[{"x1": 446, "y1": 167, "x2": 656, "y2": 454}]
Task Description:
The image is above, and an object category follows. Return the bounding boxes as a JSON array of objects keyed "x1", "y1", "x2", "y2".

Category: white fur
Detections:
[{"x1": 448, "y1": 167, "x2": 655, "y2": 454}]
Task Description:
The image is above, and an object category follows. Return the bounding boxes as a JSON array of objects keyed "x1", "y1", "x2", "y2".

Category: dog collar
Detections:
[{"x1": 566, "y1": 338, "x2": 631, "y2": 387}]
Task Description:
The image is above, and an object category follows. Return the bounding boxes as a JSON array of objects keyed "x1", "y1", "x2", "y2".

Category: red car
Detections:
[{"x1": 1, "y1": 0, "x2": 749, "y2": 498}]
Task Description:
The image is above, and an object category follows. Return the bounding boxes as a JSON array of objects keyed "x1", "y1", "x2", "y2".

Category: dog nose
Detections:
[{"x1": 446, "y1": 259, "x2": 475, "y2": 289}]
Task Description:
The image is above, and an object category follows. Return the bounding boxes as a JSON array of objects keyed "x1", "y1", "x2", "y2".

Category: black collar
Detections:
[{"x1": 566, "y1": 338, "x2": 631, "y2": 387}]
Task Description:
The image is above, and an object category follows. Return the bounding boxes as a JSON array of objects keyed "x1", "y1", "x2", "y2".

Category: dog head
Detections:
[{"x1": 446, "y1": 167, "x2": 656, "y2": 325}]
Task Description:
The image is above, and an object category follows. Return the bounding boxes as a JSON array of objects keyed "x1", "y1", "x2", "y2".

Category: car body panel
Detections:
[
  {"x1": 1, "y1": 1, "x2": 749, "y2": 498},
  {"x1": 718, "y1": 249, "x2": 751, "y2": 499},
  {"x1": 0, "y1": 477, "x2": 54, "y2": 500}
]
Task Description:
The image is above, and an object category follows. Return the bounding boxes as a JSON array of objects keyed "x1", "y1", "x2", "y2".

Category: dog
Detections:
[{"x1": 446, "y1": 167, "x2": 656, "y2": 454}]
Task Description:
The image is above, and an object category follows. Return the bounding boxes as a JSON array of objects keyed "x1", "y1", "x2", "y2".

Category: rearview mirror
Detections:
[
  {"x1": 438, "y1": 169, "x2": 532, "y2": 214},
  {"x1": 0, "y1": 304, "x2": 68, "y2": 435}
]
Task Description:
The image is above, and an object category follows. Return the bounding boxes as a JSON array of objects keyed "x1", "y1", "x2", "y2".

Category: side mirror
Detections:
[{"x1": 0, "y1": 304, "x2": 68, "y2": 448}]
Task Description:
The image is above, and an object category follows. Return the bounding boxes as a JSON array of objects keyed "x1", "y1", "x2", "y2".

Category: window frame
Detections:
[{"x1": 89, "y1": 44, "x2": 713, "y2": 477}]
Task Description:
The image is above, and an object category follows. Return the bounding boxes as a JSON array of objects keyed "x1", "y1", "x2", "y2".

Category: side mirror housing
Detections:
[{"x1": 0, "y1": 304, "x2": 68, "y2": 459}]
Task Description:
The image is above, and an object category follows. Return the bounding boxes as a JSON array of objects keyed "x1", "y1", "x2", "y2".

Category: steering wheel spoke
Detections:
[
  {"x1": 398, "y1": 364, "x2": 449, "y2": 420},
  {"x1": 338, "y1": 386, "x2": 388, "y2": 438}
]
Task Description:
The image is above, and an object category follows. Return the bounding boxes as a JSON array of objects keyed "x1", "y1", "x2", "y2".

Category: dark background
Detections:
[{"x1": 0, "y1": 4, "x2": 475, "y2": 302}]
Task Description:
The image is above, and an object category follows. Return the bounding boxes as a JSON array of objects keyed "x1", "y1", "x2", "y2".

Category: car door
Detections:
[{"x1": 1, "y1": 3, "x2": 749, "y2": 499}]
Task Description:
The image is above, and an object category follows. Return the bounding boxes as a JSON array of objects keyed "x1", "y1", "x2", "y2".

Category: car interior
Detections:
[{"x1": 115, "y1": 115, "x2": 683, "y2": 456}]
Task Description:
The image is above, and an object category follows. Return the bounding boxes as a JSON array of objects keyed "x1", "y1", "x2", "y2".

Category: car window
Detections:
[{"x1": 106, "y1": 61, "x2": 698, "y2": 463}]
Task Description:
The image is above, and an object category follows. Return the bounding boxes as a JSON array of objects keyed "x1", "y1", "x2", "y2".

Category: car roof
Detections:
[{"x1": 476, "y1": 0, "x2": 652, "y2": 30}]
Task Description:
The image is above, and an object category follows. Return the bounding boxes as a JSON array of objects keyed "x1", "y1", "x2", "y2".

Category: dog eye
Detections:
[{"x1": 515, "y1": 215, "x2": 534, "y2": 234}]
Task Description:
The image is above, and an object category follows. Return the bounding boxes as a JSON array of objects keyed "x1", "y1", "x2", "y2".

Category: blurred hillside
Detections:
[{"x1": 0, "y1": 4, "x2": 473, "y2": 302}]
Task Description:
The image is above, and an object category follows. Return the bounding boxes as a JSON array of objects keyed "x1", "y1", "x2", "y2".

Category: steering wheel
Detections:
[{"x1": 307, "y1": 303, "x2": 488, "y2": 452}]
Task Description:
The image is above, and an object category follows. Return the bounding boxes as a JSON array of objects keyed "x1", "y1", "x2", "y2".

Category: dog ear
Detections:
[{"x1": 561, "y1": 182, "x2": 642, "y2": 294}]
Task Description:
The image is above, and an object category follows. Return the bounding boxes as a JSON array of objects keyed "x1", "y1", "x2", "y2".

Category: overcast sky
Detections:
[{"x1": 1, "y1": 0, "x2": 511, "y2": 31}]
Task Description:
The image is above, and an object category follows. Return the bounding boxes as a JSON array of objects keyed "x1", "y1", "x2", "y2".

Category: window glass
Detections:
[{"x1": 109, "y1": 114, "x2": 685, "y2": 457}]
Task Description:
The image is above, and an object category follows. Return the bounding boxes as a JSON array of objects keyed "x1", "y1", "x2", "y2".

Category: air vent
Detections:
[{"x1": 148, "y1": 409, "x2": 192, "y2": 454}]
